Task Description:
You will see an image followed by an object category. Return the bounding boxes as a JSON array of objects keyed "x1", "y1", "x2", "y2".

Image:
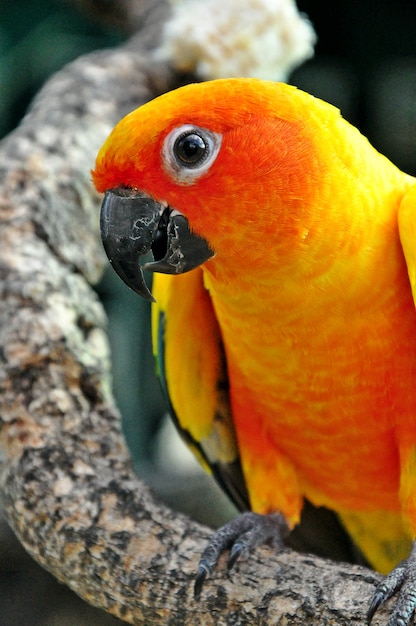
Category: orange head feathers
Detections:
[
  {"x1": 93, "y1": 79, "x2": 345, "y2": 264},
  {"x1": 93, "y1": 78, "x2": 409, "y2": 275}
]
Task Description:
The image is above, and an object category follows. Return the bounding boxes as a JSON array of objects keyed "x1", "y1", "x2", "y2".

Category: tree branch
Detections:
[{"x1": 0, "y1": 4, "x2": 388, "y2": 625}]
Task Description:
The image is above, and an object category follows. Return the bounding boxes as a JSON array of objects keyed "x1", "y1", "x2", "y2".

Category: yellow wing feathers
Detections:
[{"x1": 152, "y1": 269, "x2": 249, "y2": 510}]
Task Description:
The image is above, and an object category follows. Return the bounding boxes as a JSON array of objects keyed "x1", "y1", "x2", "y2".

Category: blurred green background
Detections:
[{"x1": 1, "y1": 1, "x2": 416, "y2": 624}]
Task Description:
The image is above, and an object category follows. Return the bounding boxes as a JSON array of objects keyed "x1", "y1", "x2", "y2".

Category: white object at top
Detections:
[{"x1": 157, "y1": 0, "x2": 316, "y2": 81}]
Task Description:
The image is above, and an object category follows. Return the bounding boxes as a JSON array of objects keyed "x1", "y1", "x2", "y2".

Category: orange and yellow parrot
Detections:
[{"x1": 92, "y1": 78, "x2": 416, "y2": 625}]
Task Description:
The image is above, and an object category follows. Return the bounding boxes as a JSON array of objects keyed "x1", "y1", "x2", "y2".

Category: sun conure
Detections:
[{"x1": 92, "y1": 77, "x2": 416, "y2": 625}]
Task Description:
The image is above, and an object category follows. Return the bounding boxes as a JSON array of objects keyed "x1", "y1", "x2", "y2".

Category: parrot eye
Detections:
[
  {"x1": 175, "y1": 132, "x2": 208, "y2": 166},
  {"x1": 162, "y1": 124, "x2": 222, "y2": 184}
]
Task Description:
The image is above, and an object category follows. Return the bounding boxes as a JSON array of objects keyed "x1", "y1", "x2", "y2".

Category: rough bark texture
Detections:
[{"x1": 0, "y1": 1, "x2": 392, "y2": 624}]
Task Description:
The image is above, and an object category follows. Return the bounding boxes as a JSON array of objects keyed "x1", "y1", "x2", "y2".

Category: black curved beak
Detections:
[{"x1": 100, "y1": 188, "x2": 214, "y2": 301}]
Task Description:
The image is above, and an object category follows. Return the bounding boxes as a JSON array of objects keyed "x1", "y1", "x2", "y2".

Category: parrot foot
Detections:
[
  {"x1": 368, "y1": 541, "x2": 416, "y2": 625},
  {"x1": 194, "y1": 511, "x2": 289, "y2": 599}
]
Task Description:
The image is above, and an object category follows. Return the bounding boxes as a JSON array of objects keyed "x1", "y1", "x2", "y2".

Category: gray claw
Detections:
[
  {"x1": 193, "y1": 512, "x2": 289, "y2": 598},
  {"x1": 368, "y1": 545, "x2": 416, "y2": 626}
]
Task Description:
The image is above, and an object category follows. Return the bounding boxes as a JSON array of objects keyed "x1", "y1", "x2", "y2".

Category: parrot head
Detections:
[{"x1": 92, "y1": 78, "x2": 339, "y2": 300}]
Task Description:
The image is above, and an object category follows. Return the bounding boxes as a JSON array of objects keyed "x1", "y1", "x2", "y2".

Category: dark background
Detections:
[{"x1": 1, "y1": 1, "x2": 415, "y2": 624}]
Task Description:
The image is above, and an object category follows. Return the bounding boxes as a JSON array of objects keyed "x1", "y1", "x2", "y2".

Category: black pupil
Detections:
[{"x1": 176, "y1": 133, "x2": 207, "y2": 165}]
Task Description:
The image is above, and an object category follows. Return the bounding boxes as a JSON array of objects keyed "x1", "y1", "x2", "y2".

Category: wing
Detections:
[
  {"x1": 151, "y1": 268, "x2": 249, "y2": 511},
  {"x1": 399, "y1": 184, "x2": 416, "y2": 306}
]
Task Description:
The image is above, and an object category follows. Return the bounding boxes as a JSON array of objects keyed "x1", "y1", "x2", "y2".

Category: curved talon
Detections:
[
  {"x1": 367, "y1": 590, "x2": 386, "y2": 625},
  {"x1": 228, "y1": 542, "x2": 244, "y2": 570},
  {"x1": 194, "y1": 562, "x2": 210, "y2": 599}
]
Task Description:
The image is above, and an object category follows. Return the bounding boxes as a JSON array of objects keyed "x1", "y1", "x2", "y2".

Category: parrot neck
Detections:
[
  {"x1": 202, "y1": 174, "x2": 414, "y2": 329},
  {"x1": 201, "y1": 159, "x2": 415, "y2": 320}
]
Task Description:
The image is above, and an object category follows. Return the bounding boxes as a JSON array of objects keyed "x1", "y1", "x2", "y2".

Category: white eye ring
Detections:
[{"x1": 162, "y1": 124, "x2": 222, "y2": 185}]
